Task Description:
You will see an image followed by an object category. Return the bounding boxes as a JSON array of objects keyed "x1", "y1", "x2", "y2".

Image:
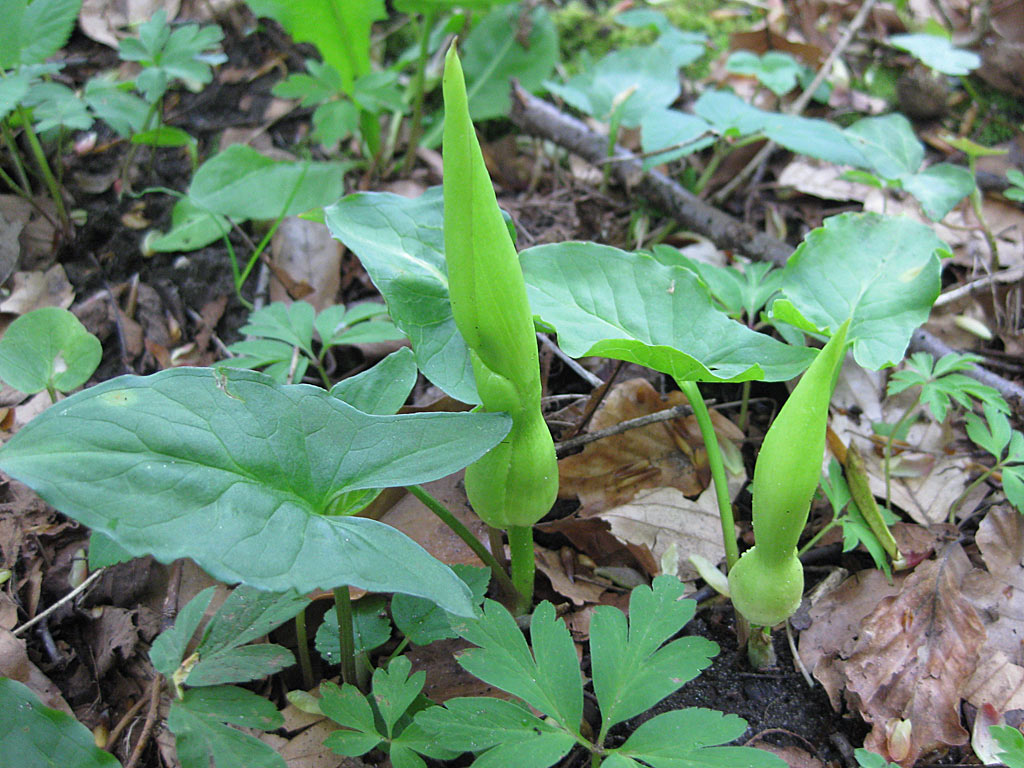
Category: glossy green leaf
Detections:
[
  {"x1": 774, "y1": 212, "x2": 945, "y2": 369},
  {"x1": 391, "y1": 564, "x2": 489, "y2": 645},
  {"x1": 460, "y1": 4, "x2": 558, "y2": 121},
  {"x1": 640, "y1": 108, "x2": 714, "y2": 169},
  {"x1": 520, "y1": 242, "x2": 816, "y2": 382},
  {"x1": 150, "y1": 196, "x2": 230, "y2": 253},
  {"x1": 330, "y1": 347, "x2": 417, "y2": 415},
  {"x1": 902, "y1": 163, "x2": 974, "y2": 221},
  {"x1": 450, "y1": 600, "x2": 582, "y2": 728},
  {"x1": 324, "y1": 188, "x2": 478, "y2": 403},
  {"x1": 315, "y1": 594, "x2": 392, "y2": 661},
  {"x1": 189, "y1": 145, "x2": 347, "y2": 221},
  {"x1": 0, "y1": 368, "x2": 511, "y2": 614},
  {"x1": 590, "y1": 575, "x2": 717, "y2": 732},
  {"x1": 845, "y1": 114, "x2": 923, "y2": 179},
  {"x1": 609, "y1": 708, "x2": 785, "y2": 768},
  {"x1": 0, "y1": 307, "x2": 101, "y2": 395},
  {"x1": 414, "y1": 697, "x2": 576, "y2": 766},
  {"x1": 889, "y1": 33, "x2": 980, "y2": 75},
  {"x1": 0, "y1": 677, "x2": 122, "y2": 768},
  {"x1": 168, "y1": 686, "x2": 284, "y2": 768}
]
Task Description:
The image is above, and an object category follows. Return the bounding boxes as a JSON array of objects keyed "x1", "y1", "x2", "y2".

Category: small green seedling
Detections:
[
  {"x1": 218, "y1": 299, "x2": 405, "y2": 386},
  {"x1": 442, "y1": 44, "x2": 558, "y2": 610},
  {"x1": 0, "y1": 306, "x2": 102, "y2": 401},
  {"x1": 151, "y1": 585, "x2": 308, "y2": 768},
  {"x1": 959, "y1": 402, "x2": 1024, "y2": 516},
  {"x1": 0, "y1": 677, "x2": 122, "y2": 768},
  {"x1": 725, "y1": 49, "x2": 828, "y2": 100},
  {"x1": 1005, "y1": 169, "x2": 1024, "y2": 202}
]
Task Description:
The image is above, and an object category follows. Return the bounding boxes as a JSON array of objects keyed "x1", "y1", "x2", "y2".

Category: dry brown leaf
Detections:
[
  {"x1": 595, "y1": 484, "x2": 736, "y2": 582},
  {"x1": 559, "y1": 379, "x2": 741, "y2": 512},
  {"x1": 777, "y1": 158, "x2": 873, "y2": 203},
  {"x1": 0, "y1": 628, "x2": 75, "y2": 714},
  {"x1": 278, "y1": 720, "x2": 369, "y2": 767},
  {"x1": 86, "y1": 606, "x2": 139, "y2": 678},
  {"x1": 842, "y1": 545, "x2": 986, "y2": 765},
  {"x1": 269, "y1": 218, "x2": 342, "y2": 311},
  {"x1": 79, "y1": 0, "x2": 182, "y2": 48},
  {"x1": 534, "y1": 546, "x2": 607, "y2": 606},
  {"x1": 0, "y1": 264, "x2": 74, "y2": 315}
]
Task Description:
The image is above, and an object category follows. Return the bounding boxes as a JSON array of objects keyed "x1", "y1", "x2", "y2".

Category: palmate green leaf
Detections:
[
  {"x1": 450, "y1": 600, "x2": 583, "y2": 729},
  {"x1": 325, "y1": 188, "x2": 478, "y2": 403},
  {"x1": 370, "y1": 655, "x2": 423, "y2": 737},
  {"x1": 168, "y1": 686, "x2": 284, "y2": 768},
  {"x1": 320, "y1": 680, "x2": 381, "y2": 756},
  {"x1": 413, "y1": 697, "x2": 577, "y2": 768},
  {"x1": 773, "y1": 212, "x2": 945, "y2": 370},
  {"x1": 0, "y1": 307, "x2": 101, "y2": 395},
  {"x1": 150, "y1": 587, "x2": 216, "y2": 677},
  {"x1": 845, "y1": 114, "x2": 923, "y2": 179},
  {"x1": 0, "y1": 367, "x2": 511, "y2": 614},
  {"x1": 460, "y1": 4, "x2": 558, "y2": 121},
  {"x1": 886, "y1": 352, "x2": 1007, "y2": 422},
  {"x1": 189, "y1": 145, "x2": 347, "y2": 221},
  {"x1": 392, "y1": 564, "x2": 490, "y2": 646},
  {"x1": 520, "y1": 242, "x2": 816, "y2": 383},
  {"x1": 762, "y1": 112, "x2": 868, "y2": 167},
  {"x1": 992, "y1": 724, "x2": 1024, "y2": 768},
  {"x1": 0, "y1": 677, "x2": 122, "y2": 768},
  {"x1": 17, "y1": 0, "x2": 80, "y2": 67},
  {"x1": 216, "y1": 339, "x2": 309, "y2": 384},
  {"x1": 185, "y1": 585, "x2": 307, "y2": 685},
  {"x1": 23, "y1": 81, "x2": 93, "y2": 132},
  {"x1": 0, "y1": 70, "x2": 31, "y2": 122},
  {"x1": 607, "y1": 708, "x2": 785, "y2": 768},
  {"x1": 591, "y1": 575, "x2": 717, "y2": 733},
  {"x1": 315, "y1": 594, "x2": 392, "y2": 661},
  {"x1": 726, "y1": 50, "x2": 803, "y2": 96},
  {"x1": 693, "y1": 89, "x2": 768, "y2": 136}
]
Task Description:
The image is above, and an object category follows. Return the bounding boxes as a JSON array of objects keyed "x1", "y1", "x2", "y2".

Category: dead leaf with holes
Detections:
[
  {"x1": 836, "y1": 545, "x2": 985, "y2": 765},
  {"x1": 558, "y1": 378, "x2": 742, "y2": 513}
]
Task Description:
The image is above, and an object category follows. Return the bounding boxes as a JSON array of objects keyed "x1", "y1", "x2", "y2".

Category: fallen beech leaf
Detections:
[
  {"x1": 559, "y1": 378, "x2": 741, "y2": 512},
  {"x1": 269, "y1": 218, "x2": 342, "y2": 311},
  {"x1": 535, "y1": 546, "x2": 607, "y2": 606},
  {"x1": 842, "y1": 545, "x2": 986, "y2": 765},
  {"x1": 0, "y1": 264, "x2": 74, "y2": 315}
]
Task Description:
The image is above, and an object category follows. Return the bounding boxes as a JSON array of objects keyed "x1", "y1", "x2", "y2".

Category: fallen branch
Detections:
[{"x1": 508, "y1": 85, "x2": 1024, "y2": 411}]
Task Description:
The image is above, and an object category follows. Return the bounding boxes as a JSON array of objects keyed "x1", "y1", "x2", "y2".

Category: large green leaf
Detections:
[
  {"x1": 18, "y1": 0, "x2": 80, "y2": 67},
  {"x1": 324, "y1": 188, "x2": 479, "y2": 403},
  {"x1": 774, "y1": 213, "x2": 945, "y2": 369},
  {"x1": 0, "y1": 368, "x2": 511, "y2": 614},
  {"x1": 845, "y1": 113, "x2": 923, "y2": 179},
  {"x1": 188, "y1": 145, "x2": 347, "y2": 221},
  {"x1": 0, "y1": 678, "x2": 122, "y2": 768},
  {"x1": 461, "y1": 4, "x2": 558, "y2": 121},
  {"x1": 901, "y1": 162, "x2": 974, "y2": 221},
  {"x1": 763, "y1": 112, "x2": 867, "y2": 167},
  {"x1": 244, "y1": 0, "x2": 384, "y2": 93},
  {"x1": 889, "y1": 33, "x2": 980, "y2": 75},
  {"x1": 520, "y1": 242, "x2": 816, "y2": 383}
]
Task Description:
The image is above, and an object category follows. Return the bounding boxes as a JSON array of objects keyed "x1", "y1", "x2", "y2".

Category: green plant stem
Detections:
[
  {"x1": 797, "y1": 519, "x2": 839, "y2": 557},
  {"x1": 967, "y1": 155, "x2": 1002, "y2": 268},
  {"x1": 406, "y1": 484, "x2": 518, "y2": 599},
  {"x1": 882, "y1": 402, "x2": 919, "y2": 512},
  {"x1": 738, "y1": 380, "x2": 751, "y2": 432},
  {"x1": 507, "y1": 525, "x2": 535, "y2": 614},
  {"x1": 15, "y1": 107, "x2": 68, "y2": 229},
  {"x1": 293, "y1": 610, "x2": 315, "y2": 690},
  {"x1": 948, "y1": 464, "x2": 999, "y2": 523},
  {"x1": 678, "y1": 380, "x2": 739, "y2": 570},
  {"x1": 403, "y1": 11, "x2": 435, "y2": 173},
  {"x1": 1, "y1": 122, "x2": 34, "y2": 194},
  {"x1": 332, "y1": 586, "x2": 359, "y2": 689}
]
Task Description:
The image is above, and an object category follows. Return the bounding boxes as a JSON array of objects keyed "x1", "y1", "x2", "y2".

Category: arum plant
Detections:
[
  {"x1": 442, "y1": 44, "x2": 558, "y2": 612},
  {"x1": 727, "y1": 320, "x2": 849, "y2": 631}
]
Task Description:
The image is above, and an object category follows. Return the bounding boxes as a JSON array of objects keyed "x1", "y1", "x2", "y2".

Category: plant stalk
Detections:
[
  {"x1": 678, "y1": 380, "x2": 739, "y2": 570},
  {"x1": 403, "y1": 11, "x2": 435, "y2": 172},
  {"x1": 332, "y1": 586, "x2": 358, "y2": 689},
  {"x1": 406, "y1": 484, "x2": 518, "y2": 599},
  {"x1": 15, "y1": 107, "x2": 69, "y2": 229},
  {"x1": 293, "y1": 610, "x2": 315, "y2": 690},
  {"x1": 507, "y1": 525, "x2": 535, "y2": 614}
]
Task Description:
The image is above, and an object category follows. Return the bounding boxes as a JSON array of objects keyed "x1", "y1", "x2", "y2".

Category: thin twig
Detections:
[
  {"x1": 538, "y1": 333, "x2": 603, "y2": 387},
  {"x1": 712, "y1": 0, "x2": 878, "y2": 203},
  {"x1": 106, "y1": 676, "x2": 158, "y2": 752},
  {"x1": 13, "y1": 569, "x2": 103, "y2": 637},
  {"x1": 933, "y1": 265, "x2": 1024, "y2": 307},
  {"x1": 123, "y1": 673, "x2": 161, "y2": 768}
]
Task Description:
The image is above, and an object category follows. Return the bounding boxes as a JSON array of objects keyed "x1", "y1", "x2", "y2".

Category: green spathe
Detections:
[
  {"x1": 728, "y1": 320, "x2": 849, "y2": 626},
  {"x1": 442, "y1": 44, "x2": 557, "y2": 528}
]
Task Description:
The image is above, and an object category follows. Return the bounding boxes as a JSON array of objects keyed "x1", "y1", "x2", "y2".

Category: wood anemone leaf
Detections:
[
  {"x1": 0, "y1": 367, "x2": 512, "y2": 615},
  {"x1": 325, "y1": 188, "x2": 479, "y2": 404},
  {"x1": 519, "y1": 242, "x2": 816, "y2": 383}
]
